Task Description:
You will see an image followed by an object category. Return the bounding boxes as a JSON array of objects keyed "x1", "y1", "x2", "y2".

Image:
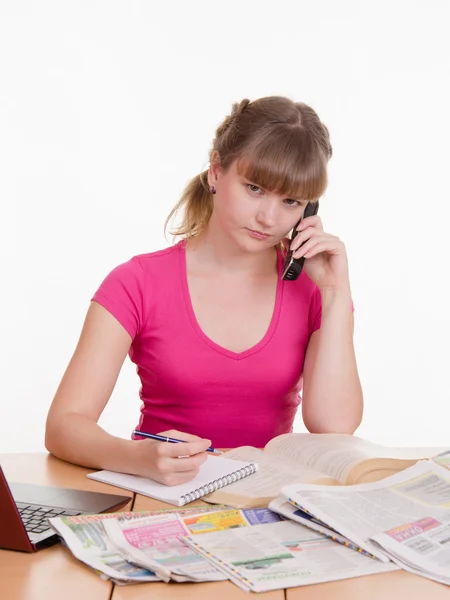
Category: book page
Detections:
[
  {"x1": 203, "y1": 446, "x2": 339, "y2": 508},
  {"x1": 264, "y1": 434, "x2": 448, "y2": 484},
  {"x1": 264, "y1": 433, "x2": 389, "y2": 483},
  {"x1": 347, "y1": 445, "x2": 449, "y2": 484}
]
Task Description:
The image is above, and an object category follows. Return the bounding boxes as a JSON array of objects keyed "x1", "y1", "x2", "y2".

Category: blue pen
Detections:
[{"x1": 133, "y1": 430, "x2": 223, "y2": 454}]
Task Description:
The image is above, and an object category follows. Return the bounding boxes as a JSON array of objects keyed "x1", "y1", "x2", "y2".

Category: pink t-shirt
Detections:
[{"x1": 92, "y1": 240, "x2": 322, "y2": 447}]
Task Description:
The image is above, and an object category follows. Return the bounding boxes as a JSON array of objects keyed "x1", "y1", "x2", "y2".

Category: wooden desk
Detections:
[
  {"x1": 1, "y1": 453, "x2": 449, "y2": 600},
  {"x1": 0, "y1": 453, "x2": 134, "y2": 600},
  {"x1": 286, "y1": 570, "x2": 450, "y2": 599},
  {"x1": 0, "y1": 452, "x2": 132, "y2": 493}
]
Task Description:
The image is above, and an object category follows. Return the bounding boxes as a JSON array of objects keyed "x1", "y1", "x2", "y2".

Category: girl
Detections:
[{"x1": 45, "y1": 96, "x2": 363, "y2": 486}]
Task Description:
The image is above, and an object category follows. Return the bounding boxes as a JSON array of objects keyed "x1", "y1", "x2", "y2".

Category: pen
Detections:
[{"x1": 133, "y1": 430, "x2": 223, "y2": 454}]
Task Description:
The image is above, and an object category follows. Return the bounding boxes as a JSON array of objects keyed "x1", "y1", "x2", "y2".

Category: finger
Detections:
[
  {"x1": 157, "y1": 429, "x2": 203, "y2": 443},
  {"x1": 161, "y1": 438, "x2": 212, "y2": 459},
  {"x1": 160, "y1": 470, "x2": 203, "y2": 487},
  {"x1": 297, "y1": 215, "x2": 323, "y2": 231},
  {"x1": 290, "y1": 227, "x2": 316, "y2": 251},
  {"x1": 167, "y1": 452, "x2": 209, "y2": 473},
  {"x1": 292, "y1": 234, "x2": 331, "y2": 258},
  {"x1": 291, "y1": 228, "x2": 330, "y2": 252},
  {"x1": 294, "y1": 237, "x2": 342, "y2": 259}
]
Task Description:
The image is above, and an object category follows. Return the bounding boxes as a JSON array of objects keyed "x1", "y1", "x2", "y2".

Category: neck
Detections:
[{"x1": 186, "y1": 222, "x2": 278, "y2": 276}]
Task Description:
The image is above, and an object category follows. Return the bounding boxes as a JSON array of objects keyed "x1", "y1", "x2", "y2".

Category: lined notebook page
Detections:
[{"x1": 86, "y1": 455, "x2": 258, "y2": 506}]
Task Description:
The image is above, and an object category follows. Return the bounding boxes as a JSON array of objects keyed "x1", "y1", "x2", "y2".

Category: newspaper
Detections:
[
  {"x1": 434, "y1": 450, "x2": 450, "y2": 469},
  {"x1": 280, "y1": 460, "x2": 450, "y2": 563},
  {"x1": 268, "y1": 496, "x2": 376, "y2": 558},
  {"x1": 48, "y1": 510, "x2": 159, "y2": 583},
  {"x1": 48, "y1": 505, "x2": 228, "y2": 584},
  {"x1": 183, "y1": 519, "x2": 398, "y2": 592},
  {"x1": 370, "y1": 516, "x2": 450, "y2": 586},
  {"x1": 102, "y1": 507, "x2": 281, "y2": 583}
]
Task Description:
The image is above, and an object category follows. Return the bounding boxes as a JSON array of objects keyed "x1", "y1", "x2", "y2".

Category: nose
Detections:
[{"x1": 255, "y1": 199, "x2": 278, "y2": 228}]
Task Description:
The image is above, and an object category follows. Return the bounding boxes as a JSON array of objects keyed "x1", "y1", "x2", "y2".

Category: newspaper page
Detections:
[
  {"x1": 183, "y1": 519, "x2": 398, "y2": 593},
  {"x1": 434, "y1": 451, "x2": 450, "y2": 470},
  {"x1": 48, "y1": 505, "x2": 228, "y2": 584},
  {"x1": 370, "y1": 516, "x2": 450, "y2": 586},
  {"x1": 268, "y1": 496, "x2": 375, "y2": 557},
  {"x1": 48, "y1": 511, "x2": 160, "y2": 583},
  {"x1": 280, "y1": 460, "x2": 450, "y2": 563},
  {"x1": 103, "y1": 507, "x2": 281, "y2": 583}
]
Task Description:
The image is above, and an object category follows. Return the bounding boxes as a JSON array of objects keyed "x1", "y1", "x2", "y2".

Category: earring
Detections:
[{"x1": 209, "y1": 185, "x2": 216, "y2": 195}]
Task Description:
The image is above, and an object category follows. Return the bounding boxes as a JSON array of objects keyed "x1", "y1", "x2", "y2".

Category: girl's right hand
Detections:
[{"x1": 131, "y1": 429, "x2": 211, "y2": 486}]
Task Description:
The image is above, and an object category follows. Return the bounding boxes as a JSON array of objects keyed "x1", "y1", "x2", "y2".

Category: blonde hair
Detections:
[{"x1": 165, "y1": 96, "x2": 332, "y2": 239}]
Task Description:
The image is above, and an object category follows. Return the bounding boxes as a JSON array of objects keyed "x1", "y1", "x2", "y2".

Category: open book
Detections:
[{"x1": 204, "y1": 433, "x2": 446, "y2": 508}]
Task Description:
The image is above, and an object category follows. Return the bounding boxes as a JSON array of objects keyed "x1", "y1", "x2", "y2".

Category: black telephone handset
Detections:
[{"x1": 281, "y1": 201, "x2": 320, "y2": 281}]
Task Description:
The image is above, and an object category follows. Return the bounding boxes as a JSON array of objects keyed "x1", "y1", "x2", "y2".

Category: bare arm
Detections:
[
  {"x1": 45, "y1": 301, "x2": 210, "y2": 485},
  {"x1": 289, "y1": 212, "x2": 363, "y2": 434},
  {"x1": 301, "y1": 287, "x2": 363, "y2": 434}
]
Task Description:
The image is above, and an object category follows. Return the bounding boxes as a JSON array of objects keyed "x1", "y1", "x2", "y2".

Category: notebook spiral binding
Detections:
[{"x1": 180, "y1": 463, "x2": 257, "y2": 506}]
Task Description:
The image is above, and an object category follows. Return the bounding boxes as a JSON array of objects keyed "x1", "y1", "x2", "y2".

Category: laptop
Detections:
[{"x1": 0, "y1": 464, "x2": 131, "y2": 552}]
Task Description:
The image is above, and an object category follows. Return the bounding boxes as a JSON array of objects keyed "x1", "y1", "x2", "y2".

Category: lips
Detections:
[{"x1": 247, "y1": 228, "x2": 270, "y2": 238}]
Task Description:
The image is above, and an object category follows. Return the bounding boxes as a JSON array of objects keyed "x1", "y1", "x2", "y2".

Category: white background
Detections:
[{"x1": 1, "y1": 1, "x2": 449, "y2": 453}]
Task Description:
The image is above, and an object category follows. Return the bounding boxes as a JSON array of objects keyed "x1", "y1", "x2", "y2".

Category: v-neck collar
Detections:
[{"x1": 179, "y1": 239, "x2": 284, "y2": 361}]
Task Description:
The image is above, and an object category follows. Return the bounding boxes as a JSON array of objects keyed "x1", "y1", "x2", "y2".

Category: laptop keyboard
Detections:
[{"x1": 16, "y1": 502, "x2": 81, "y2": 534}]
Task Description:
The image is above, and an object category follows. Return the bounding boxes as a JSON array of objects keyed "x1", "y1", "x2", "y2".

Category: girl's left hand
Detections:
[{"x1": 288, "y1": 215, "x2": 350, "y2": 291}]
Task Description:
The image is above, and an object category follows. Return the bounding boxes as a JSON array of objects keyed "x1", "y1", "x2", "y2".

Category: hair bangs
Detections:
[{"x1": 236, "y1": 126, "x2": 328, "y2": 202}]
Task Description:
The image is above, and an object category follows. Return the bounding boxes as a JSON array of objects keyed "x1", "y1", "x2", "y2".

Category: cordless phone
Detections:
[{"x1": 281, "y1": 201, "x2": 319, "y2": 281}]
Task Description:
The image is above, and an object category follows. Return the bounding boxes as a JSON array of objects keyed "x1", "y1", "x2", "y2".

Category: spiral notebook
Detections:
[{"x1": 86, "y1": 456, "x2": 258, "y2": 506}]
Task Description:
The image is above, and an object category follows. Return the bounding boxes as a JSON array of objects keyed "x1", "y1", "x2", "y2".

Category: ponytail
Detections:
[{"x1": 164, "y1": 169, "x2": 213, "y2": 240}]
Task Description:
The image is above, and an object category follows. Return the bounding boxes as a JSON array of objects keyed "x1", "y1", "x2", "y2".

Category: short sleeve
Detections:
[
  {"x1": 91, "y1": 257, "x2": 146, "y2": 339},
  {"x1": 308, "y1": 286, "x2": 322, "y2": 337}
]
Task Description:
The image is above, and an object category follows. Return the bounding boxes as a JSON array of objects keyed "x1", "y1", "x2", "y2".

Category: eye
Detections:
[
  {"x1": 247, "y1": 184, "x2": 264, "y2": 195},
  {"x1": 284, "y1": 198, "x2": 301, "y2": 207}
]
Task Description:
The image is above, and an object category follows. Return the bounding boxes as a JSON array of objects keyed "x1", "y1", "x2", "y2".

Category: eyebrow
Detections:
[{"x1": 242, "y1": 177, "x2": 307, "y2": 204}]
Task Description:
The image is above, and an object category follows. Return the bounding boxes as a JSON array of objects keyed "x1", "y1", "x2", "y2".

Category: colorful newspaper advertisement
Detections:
[
  {"x1": 48, "y1": 505, "x2": 228, "y2": 583},
  {"x1": 370, "y1": 516, "x2": 450, "y2": 585},
  {"x1": 183, "y1": 519, "x2": 398, "y2": 593},
  {"x1": 48, "y1": 511, "x2": 159, "y2": 583},
  {"x1": 102, "y1": 508, "x2": 281, "y2": 583}
]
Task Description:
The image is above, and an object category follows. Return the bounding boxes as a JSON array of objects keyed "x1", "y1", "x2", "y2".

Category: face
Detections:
[{"x1": 208, "y1": 159, "x2": 307, "y2": 252}]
